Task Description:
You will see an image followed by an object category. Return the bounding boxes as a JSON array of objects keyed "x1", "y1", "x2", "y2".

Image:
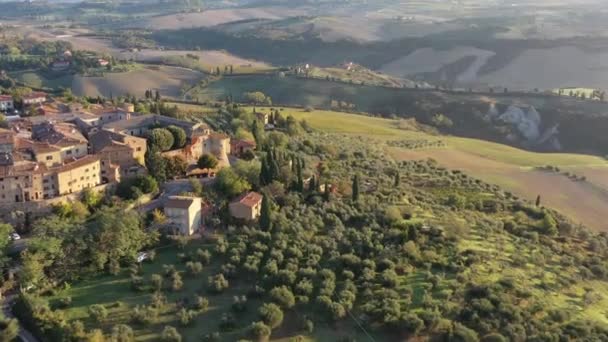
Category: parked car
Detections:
[
  {"x1": 10, "y1": 233, "x2": 21, "y2": 241},
  {"x1": 136, "y1": 252, "x2": 149, "y2": 263}
]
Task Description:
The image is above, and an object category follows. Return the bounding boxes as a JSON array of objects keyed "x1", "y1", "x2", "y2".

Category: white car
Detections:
[
  {"x1": 10, "y1": 233, "x2": 20, "y2": 241},
  {"x1": 136, "y1": 252, "x2": 149, "y2": 263}
]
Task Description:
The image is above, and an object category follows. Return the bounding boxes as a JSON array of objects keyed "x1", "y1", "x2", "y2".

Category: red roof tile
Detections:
[{"x1": 232, "y1": 191, "x2": 262, "y2": 207}]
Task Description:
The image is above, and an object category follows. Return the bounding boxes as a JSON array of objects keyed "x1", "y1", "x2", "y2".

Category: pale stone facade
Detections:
[{"x1": 164, "y1": 196, "x2": 202, "y2": 236}]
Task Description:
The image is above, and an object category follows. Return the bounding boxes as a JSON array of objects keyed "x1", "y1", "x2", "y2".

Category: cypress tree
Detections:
[
  {"x1": 308, "y1": 175, "x2": 316, "y2": 192},
  {"x1": 394, "y1": 173, "x2": 400, "y2": 187},
  {"x1": 260, "y1": 195, "x2": 272, "y2": 231},
  {"x1": 352, "y1": 174, "x2": 360, "y2": 202},
  {"x1": 536, "y1": 195, "x2": 541, "y2": 207},
  {"x1": 260, "y1": 159, "x2": 270, "y2": 186},
  {"x1": 297, "y1": 160, "x2": 304, "y2": 192},
  {"x1": 252, "y1": 120, "x2": 261, "y2": 145},
  {"x1": 268, "y1": 150, "x2": 279, "y2": 182},
  {"x1": 323, "y1": 183, "x2": 331, "y2": 201}
]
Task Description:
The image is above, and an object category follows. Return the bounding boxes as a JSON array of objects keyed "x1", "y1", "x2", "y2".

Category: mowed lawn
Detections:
[{"x1": 249, "y1": 106, "x2": 608, "y2": 231}]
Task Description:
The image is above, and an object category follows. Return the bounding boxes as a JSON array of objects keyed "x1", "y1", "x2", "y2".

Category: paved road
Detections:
[{"x1": 2, "y1": 295, "x2": 39, "y2": 342}]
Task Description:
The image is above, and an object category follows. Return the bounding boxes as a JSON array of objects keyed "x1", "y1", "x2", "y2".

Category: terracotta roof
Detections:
[
  {"x1": 51, "y1": 155, "x2": 100, "y2": 173},
  {"x1": 0, "y1": 95, "x2": 12, "y2": 101},
  {"x1": 22, "y1": 92, "x2": 47, "y2": 100},
  {"x1": 165, "y1": 196, "x2": 199, "y2": 209},
  {"x1": 232, "y1": 192, "x2": 262, "y2": 208},
  {"x1": 209, "y1": 132, "x2": 230, "y2": 140},
  {"x1": 0, "y1": 129, "x2": 14, "y2": 145},
  {"x1": 15, "y1": 138, "x2": 60, "y2": 154},
  {"x1": 232, "y1": 139, "x2": 256, "y2": 149},
  {"x1": 0, "y1": 159, "x2": 46, "y2": 177},
  {"x1": 32, "y1": 121, "x2": 87, "y2": 146}
]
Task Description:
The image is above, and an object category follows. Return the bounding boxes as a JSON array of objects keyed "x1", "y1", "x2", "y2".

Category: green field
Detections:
[
  {"x1": 254, "y1": 106, "x2": 608, "y2": 168},
  {"x1": 246, "y1": 106, "x2": 608, "y2": 231},
  {"x1": 50, "y1": 240, "x2": 387, "y2": 341},
  {"x1": 10, "y1": 70, "x2": 74, "y2": 90},
  {"x1": 193, "y1": 75, "x2": 407, "y2": 110}
]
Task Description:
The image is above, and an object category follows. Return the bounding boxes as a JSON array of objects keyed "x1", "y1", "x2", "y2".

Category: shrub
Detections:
[
  {"x1": 58, "y1": 297, "x2": 72, "y2": 308},
  {"x1": 161, "y1": 326, "x2": 182, "y2": 342},
  {"x1": 250, "y1": 321, "x2": 271, "y2": 341},
  {"x1": 178, "y1": 308, "x2": 195, "y2": 326},
  {"x1": 88, "y1": 304, "x2": 108, "y2": 323},
  {"x1": 148, "y1": 128, "x2": 174, "y2": 152},
  {"x1": 269, "y1": 286, "x2": 296, "y2": 309},
  {"x1": 111, "y1": 324, "x2": 134, "y2": 342},
  {"x1": 171, "y1": 273, "x2": 183, "y2": 291},
  {"x1": 208, "y1": 274, "x2": 229, "y2": 294},
  {"x1": 259, "y1": 303, "x2": 284, "y2": 329},
  {"x1": 167, "y1": 125, "x2": 187, "y2": 149},
  {"x1": 131, "y1": 305, "x2": 158, "y2": 326},
  {"x1": 198, "y1": 154, "x2": 219, "y2": 169},
  {"x1": 186, "y1": 261, "x2": 203, "y2": 276},
  {"x1": 194, "y1": 296, "x2": 209, "y2": 312}
]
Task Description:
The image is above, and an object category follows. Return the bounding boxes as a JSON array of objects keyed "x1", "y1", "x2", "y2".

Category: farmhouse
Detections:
[
  {"x1": 231, "y1": 139, "x2": 256, "y2": 157},
  {"x1": 229, "y1": 191, "x2": 263, "y2": 220},
  {"x1": 22, "y1": 92, "x2": 47, "y2": 106},
  {"x1": 0, "y1": 95, "x2": 13, "y2": 112},
  {"x1": 164, "y1": 196, "x2": 202, "y2": 236}
]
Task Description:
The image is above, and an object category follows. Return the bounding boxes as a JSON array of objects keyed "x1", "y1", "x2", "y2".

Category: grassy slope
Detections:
[
  {"x1": 51, "y1": 242, "x2": 385, "y2": 341},
  {"x1": 248, "y1": 106, "x2": 608, "y2": 231}
]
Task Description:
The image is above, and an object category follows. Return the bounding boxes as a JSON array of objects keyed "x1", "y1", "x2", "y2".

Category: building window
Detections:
[
  {"x1": 46, "y1": 155, "x2": 53, "y2": 160},
  {"x1": 66, "y1": 150, "x2": 72, "y2": 155},
  {"x1": 136, "y1": 147, "x2": 142, "y2": 152}
]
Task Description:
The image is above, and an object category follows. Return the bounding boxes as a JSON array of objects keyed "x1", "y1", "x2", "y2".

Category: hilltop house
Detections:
[
  {"x1": 22, "y1": 92, "x2": 47, "y2": 106},
  {"x1": 164, "y1": 196, "x2": 202, "y2": 236},
  {"x1": 229, "y1": 192, "x2": 263, "y2": 220},
  {"x1": 231, "y1": 139, "x2": 256, "y2": 157},
  {"x1": 0, "y1": 95, "x2": 13, "y2": 112}
]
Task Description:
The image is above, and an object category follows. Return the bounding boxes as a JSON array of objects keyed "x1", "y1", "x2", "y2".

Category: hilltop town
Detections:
[{"x1": 0, "y1": 92, "x2": 261, "y2": 231}]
